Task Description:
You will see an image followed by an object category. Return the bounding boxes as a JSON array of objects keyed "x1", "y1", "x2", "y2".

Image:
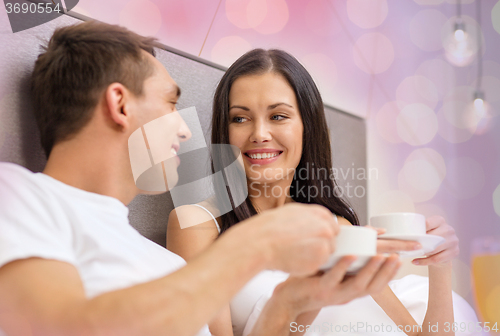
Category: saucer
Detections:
[
  {"x1": 320, "y1": 255, "x2": 374, "y2": 273},
  {"x1": 377, "y1": 234, "x2": 445, "y2": 258}
]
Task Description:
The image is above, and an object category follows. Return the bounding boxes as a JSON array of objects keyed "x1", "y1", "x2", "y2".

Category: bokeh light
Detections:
[
  {"x1": 403, "y1": 160, "x2": 443, "y2": 192},
  {"x1": 441, "y1": 100, "x2": 480, "y2": 131},
  {"x1": 413, "y1": 0, "x2": 444, "y2": 5},
  {"x1": 406, "y1": 148, "x2": 446, "y2": 178},
  {"x1": 346, "y1": 0, "x2": 388, "y2": 29},
  {"x1": 211, "y1": 36, "x2": 252, "y2": 68},
  {"x1": 441, "y1": 15, "x2": 483, "y2": 67},
  {"x1": 443, "y1": 84, "x2": 496, "y2": 135},
  {"x1": 414, "y1": 202, "x2": 448, "y2": 219},
  {"x1": 372, "y1": 190, "x2": 415, "y2": 215},
  {"x1": 119, "y1": 0, "x2": 162, "y2": 37},
  {"x1": 437, "y1": 105, "x2": 475, "y2": 143},
  {"x1": 398, "y1": 148, "x2": 446, "y2": 203},
  {"x1": 353, "y1": 32, "x2": 394, "y2": 74},
  {"x1": 305, "y1": 0, "x2": 342, "y2": 36},
  {"x1": 226, "y1": 0, "x2": 263, "y2": 29},
  {"x1": 397, "y1": 103, "x2": 438, "y2": 146},
  {"x1": 410, "y1": 9, "x2": 448, "y2": 52},
  {"x1": 493, "y1": 0, "x2": 500, "y2": 35},
  {"x1": 416, "y1": 59, "x2": 456, "y2": 99},
  {"x1": 444, "y1": 85, "x2": 475, "y2": 104},
  {"x1": 375, "y1": 101, "x2": 403, "y2": 144},
  {"x1": 253, "y1": 0, "x2": 289, "y2": 35},
  {"x1": 445, "y1": 157, "x2": 485, "y2": 200},
  {"x1": 246, "y1": 0, "x2": 268, "y2": 28},
  {"x1": 493, "y1": 184, "x2": 500, "y2": 217},
  {"x1": 472, "y1": 76, "x2": 500, "y2": 114},
  {"x1": 398, "y1": 171, "x2": 438, "y2": 203},
  {"x1": 445, "y1": 0, "x2": 475, "y2": 3},
  {"x1": 300, "y1": 53, "x2": 338, "y2": 97},
  {"x1": 396, "y1": 76, "x2": 439, "y2": 110}
]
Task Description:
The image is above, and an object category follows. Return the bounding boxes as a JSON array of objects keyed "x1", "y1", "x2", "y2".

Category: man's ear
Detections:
[{"x1": 104, "y1": 83, "x2": 131, "y2": 131}]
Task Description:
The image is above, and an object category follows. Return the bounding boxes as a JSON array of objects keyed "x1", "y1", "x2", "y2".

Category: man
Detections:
[{"x1": 0, "y1": 21, "x2": 408, "y2": 336}]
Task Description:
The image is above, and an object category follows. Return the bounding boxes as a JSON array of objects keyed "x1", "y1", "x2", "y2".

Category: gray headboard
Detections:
[{"x1": 0, "y1": 13, "x2": 367, "y2": 247}]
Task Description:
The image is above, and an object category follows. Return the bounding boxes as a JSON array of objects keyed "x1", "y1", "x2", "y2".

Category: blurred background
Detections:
[
  {"x1": 2, "y1": 0, "x2": 499, "y2": 330},
  {"x1": 69, "y1": 0, "x2": 500, "y2": 327}
]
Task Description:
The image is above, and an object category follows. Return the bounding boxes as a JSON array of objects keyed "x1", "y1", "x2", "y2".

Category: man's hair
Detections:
[{"x1": 31, "y1": 21, "x2": 161, "y2": 157}]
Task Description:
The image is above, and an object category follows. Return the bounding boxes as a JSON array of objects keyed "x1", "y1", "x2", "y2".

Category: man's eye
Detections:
[{"x1": 232, "y1": 116, "x2": 247, "y2": 123}]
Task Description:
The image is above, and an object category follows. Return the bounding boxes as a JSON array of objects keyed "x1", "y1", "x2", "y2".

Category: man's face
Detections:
[{"x1": 128, "y1": 52, "x2": 191, "y2": 191}]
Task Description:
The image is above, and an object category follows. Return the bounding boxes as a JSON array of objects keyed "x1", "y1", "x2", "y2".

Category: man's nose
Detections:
[{"x1": 178, "y1": 116, "x2": 192, "y2": 142}]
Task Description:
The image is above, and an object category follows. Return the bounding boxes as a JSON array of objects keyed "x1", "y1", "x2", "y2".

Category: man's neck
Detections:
[{"x1": 43, "y1": 137, "x2": 138, "y2": 205}]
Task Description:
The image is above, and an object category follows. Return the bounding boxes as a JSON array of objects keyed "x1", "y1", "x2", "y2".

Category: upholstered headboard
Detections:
[{"x1": 0, "y1": 12, "x2": 367, "y2": 247}]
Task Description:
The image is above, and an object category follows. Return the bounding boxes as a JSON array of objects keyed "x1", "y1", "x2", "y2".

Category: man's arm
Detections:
[
  {"x1": 0, "y1": 203, "x2": 338, "y2": 336},
  {"x1": 0, "y1": 230, "x2": 265, "y2": 336},
  {"x1": 248, "y1": 254, "x2": 402, "y2": 336}
]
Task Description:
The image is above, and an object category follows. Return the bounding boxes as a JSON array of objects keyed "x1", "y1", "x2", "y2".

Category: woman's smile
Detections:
[{"x1": 244, "y1": 149, "x2": 283, "y2": 165}]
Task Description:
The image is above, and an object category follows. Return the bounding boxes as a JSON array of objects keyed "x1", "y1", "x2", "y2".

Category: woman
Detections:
[{"x1": 167, "y1": 49, "x2": 466, "y2": 336}]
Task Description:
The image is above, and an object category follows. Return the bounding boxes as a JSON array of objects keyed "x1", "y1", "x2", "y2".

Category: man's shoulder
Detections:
[
  {"x1": 0, "y1": 162, "x2": 43, "y2": 192},
  {"x1": 0, "y1": 161, "x2": 34, "y2": 177},
  {"x1": 0, "y1": 162, "x2": 60, "y2": 218},
  {"x1": 0, "y1": 162, "x2": 44, "y2": 192}
]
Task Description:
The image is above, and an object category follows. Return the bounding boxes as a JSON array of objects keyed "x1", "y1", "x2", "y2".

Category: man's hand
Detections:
[
  {"x1": 412, "y1": 216, "x2": 459, "y2": 267},
  {"x1": 239, "y1": 203, "x2": 339, "y2": 277},
  {"x1": 272, "y1": 254, "x2": 401, "y2": 315}
]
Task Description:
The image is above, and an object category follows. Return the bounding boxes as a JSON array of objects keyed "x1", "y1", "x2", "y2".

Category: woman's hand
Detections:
[
  {"x1": 412, "y1": 216, "x2": 459, "y2": 268},
  {"x1": 273, "y1": 254, "x2": 401, "y2": 315}
]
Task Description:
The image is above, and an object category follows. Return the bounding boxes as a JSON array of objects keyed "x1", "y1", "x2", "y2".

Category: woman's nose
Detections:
[{"x1": 249, "y1": 120, "x2": 271, "y2": 143}]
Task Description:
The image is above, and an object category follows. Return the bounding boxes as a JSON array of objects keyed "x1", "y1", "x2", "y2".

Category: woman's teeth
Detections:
[
  {"x1": 248, "y1": 152, "x2": 279, "y2": 159},
  {"x1": 171, "y1": 148, "x2": 178, "y2": 156}
]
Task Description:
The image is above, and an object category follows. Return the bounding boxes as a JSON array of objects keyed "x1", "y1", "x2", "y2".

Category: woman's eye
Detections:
[
  {"x1": 232, "y1": 116, "x2": 247, "y2": 123},
  {"x1": 271, "y1": 115, "x2": 287, "y2": 121}
]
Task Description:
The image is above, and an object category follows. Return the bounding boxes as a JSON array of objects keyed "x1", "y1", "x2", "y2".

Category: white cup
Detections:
[
  {"x1": 320, "y1": 225, "x2": 377, "y2": 272},
  {"x1": 370, "y1": 212, "x2": 426, "y2": 236}
]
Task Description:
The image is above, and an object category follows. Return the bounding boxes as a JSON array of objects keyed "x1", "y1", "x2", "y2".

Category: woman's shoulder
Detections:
[
  {"x1": 168, "y1": 198, "x2": 221, "y2": 231},
  {"x1": 166, "y1": 200, "x2": 221, "y2": 259},
  {"x1": 197, "y1": 196, "x2": 222, "y2": 218}
]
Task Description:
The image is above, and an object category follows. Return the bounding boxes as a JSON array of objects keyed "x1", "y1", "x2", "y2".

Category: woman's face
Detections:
[{"x1": 228, "y1": 72, "x2": 303, "y2": 184}]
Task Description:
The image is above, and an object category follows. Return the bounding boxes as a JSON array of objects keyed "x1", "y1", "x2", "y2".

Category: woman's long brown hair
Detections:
[{"x1": 211, "y1": 49, "x2": 359, "y2": 234}]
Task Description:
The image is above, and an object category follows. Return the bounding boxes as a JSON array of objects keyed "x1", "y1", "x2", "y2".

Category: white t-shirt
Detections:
[{"x1": 0, "y1": 162, "x2": 211, "y2": 336}]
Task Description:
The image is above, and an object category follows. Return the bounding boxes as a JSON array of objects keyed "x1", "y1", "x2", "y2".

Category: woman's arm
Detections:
[
  {"x1": 167, "y1": 205, "x2": 234, "y2": 336},
  {"x1": 373, "y1": 216, "x2": 458, "y2": 336},
  {"x1": 371, "y1": 286, "x2": 420, "y2": 335},
  {"x1": 413, "y1": 216, "x2": 458, "y2": 336}
]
